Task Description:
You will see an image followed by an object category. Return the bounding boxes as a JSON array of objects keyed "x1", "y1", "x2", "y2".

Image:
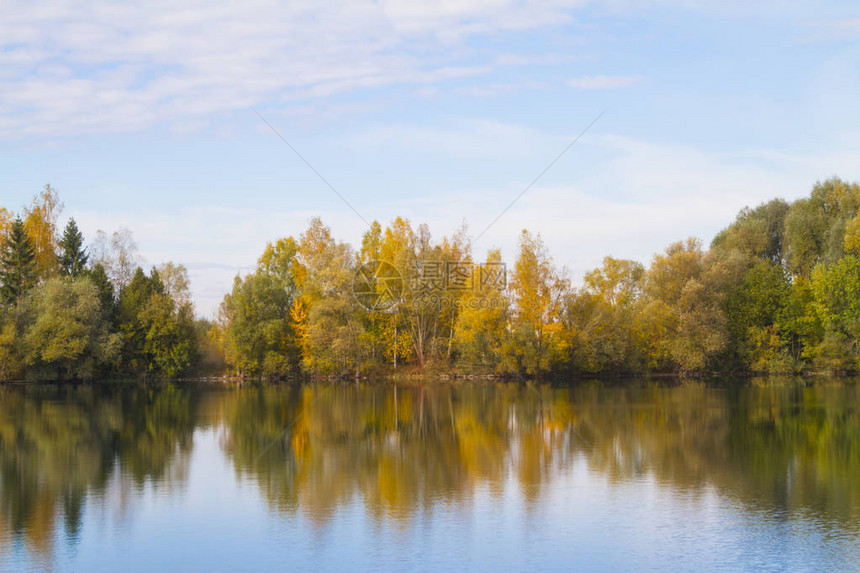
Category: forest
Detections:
[
  {"x1": 0, "y1": 187, "x2": 199, "y2": 381},
  {"x1": 2, "y1": 176, "x2": 860, "y2": 381}
]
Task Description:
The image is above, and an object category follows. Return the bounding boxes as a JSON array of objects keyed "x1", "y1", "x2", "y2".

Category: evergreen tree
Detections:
[
  {"x1": 0, "y1": 218, "x2": 37, "y2": 305},
  {"x1": 85, "y1": 262, "x2": 116, "y2": 323},
  {"x1": 59, "y1": 218, "x2": 88, "y2": 277}
]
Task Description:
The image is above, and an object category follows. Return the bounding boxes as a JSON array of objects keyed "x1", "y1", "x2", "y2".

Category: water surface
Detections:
[{"x1": 2, "y1": 380, "x2": 860, "y2": 571}]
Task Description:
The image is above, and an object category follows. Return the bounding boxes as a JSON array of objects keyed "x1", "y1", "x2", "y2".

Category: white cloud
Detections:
[
  {"x1": 0, "y1": 0, "x2": 590, "y2": 139},
  {"x1": 567, "y1": 74, "x2": 644, "y2": 90},
  {"x1": 2, "y1": 0, "x2": 842, "y2": 139}
]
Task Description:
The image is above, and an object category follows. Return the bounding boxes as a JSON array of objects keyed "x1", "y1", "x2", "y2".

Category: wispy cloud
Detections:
[
  {"x1": 567, "y1": 75, "x2": 644, "y2": 90},
  {"x1": 0, "y1": 0, "x2": 590, "y2": 140}
]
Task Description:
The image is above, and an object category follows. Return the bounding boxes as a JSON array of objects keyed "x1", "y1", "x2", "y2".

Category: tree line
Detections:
[
  {"x1": 0, "y1": 186, "x2": 200, "y2": 381},
  {"x1": 215, "y1": 176, "x2": 860, "y2": 378},
  {"x1": 3, "y1": 177, "x2": 860, "y2": 380}
]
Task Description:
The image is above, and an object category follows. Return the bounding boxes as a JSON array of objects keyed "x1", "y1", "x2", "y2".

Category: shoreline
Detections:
[{"x1": 2, "y1": 369, "x2": 857, "y2": 386}]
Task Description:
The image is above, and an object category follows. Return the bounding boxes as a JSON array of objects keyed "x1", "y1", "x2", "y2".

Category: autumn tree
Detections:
[
  {"x1": 432, "y1": 223, "x2": 472, "y2": 363},
  {"x1": 23, "y1": 184, "x2": 63, "y2": 279},
  {"x1": 0, "y1": 208, "x2": 12, "y2": 239},
  {"x1": 502, "y1": 230, "x2": 569, "y2": 375},
  {"x1": 295, "y1": 218, "x2": 366, "y2": 375},
  {"x1": 641, "y1": 238, "x2": 728, "y2": 371},
  {"x1": 375, "y1": 218, "x2": 473, "y2": 368},
  {"x1": 378, "y1": 218, "x2": 417, "y2": 366},
  {"x1": 156, "y1": 262, "x2": 192, "y2": 306},
  {"x1": 843, "y1": 211, "x2": 860, "y2": 255},
  {"x1": 453, "y1": 249, "x2": 509, "y2": 368},
  {"x1": 356, "y1": 221, "x2": 388, "y2": 365},
  {"x1": 359, "y1": 221, "x2": 383, "y2": 265}
]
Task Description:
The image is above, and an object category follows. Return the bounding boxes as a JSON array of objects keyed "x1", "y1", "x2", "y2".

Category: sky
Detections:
[{"x1": 1, "y1": 0, "x2": 859, "y2": 316}]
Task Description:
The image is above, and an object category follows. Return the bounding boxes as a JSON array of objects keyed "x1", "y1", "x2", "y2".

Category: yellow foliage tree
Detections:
[
  {"x1": 0, "y1": 207, "x2": 12, "y2": 239},
  {"x1": 503, "y1": 230, "x2": 569, "y2": 375},
  {"x1": 453, "y1": 249, "x2": 508, "y2": 368},
  {"x1": 23, "y1": 185, "x2": 63, "y2": 279}
]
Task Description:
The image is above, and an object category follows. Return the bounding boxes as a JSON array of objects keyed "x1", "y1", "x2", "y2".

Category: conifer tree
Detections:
[
  {"x1": 0, "y1": 218, "x2": 37, "y2": 304},
  {"x1": 59, "y1": 218, "x2": 89, "y2": 277}
]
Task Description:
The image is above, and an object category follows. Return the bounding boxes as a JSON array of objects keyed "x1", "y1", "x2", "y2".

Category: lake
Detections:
[{"x1": 1, "y1": 379, "x2": 859, "y2": 571}]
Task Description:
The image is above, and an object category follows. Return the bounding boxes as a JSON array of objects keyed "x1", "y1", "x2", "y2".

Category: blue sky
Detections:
[{"x1": 1, "y1": 1, "x2": 858, "y2": 315}]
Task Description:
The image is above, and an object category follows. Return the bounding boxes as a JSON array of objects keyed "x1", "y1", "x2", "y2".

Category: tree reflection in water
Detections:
[{"x1": 2, "y1": 379, "x2": 860, "y2": 559}]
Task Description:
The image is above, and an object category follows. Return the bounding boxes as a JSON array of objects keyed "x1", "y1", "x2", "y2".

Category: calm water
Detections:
[{"x1": 1, "y1": 380, "x2": 860, "y2": 572}]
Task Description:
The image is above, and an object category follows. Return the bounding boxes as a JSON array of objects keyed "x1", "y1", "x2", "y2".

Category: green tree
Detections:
[
  {"x1": 217, "y1": 271, "x2": 298, "y2": 377},
  {"x1": 0, "y1": 218, "x2": 38, "y2": 305},
  {"x1": 0, "y1": 306, "x2": 22, "y2": 380},
  {"x1": 722, "y1": 259, "x2": 793, "y2": 371},
  {"x1": 139, "y1": 290, "x2": 196, "y2": 377},
  {"x1": 566, "y1": 257, "x2": 647, "y2": 372},
  {"x1": 778, "y1": 276, "x2": 819, "y2": 364},
  {"x1": 21, "y1": 277, "x2": 121, "y2": 380},
  {"x1": 808, "y1": 256, "x2": 860, "y2": 370},
  {"x1": 117, "y1": 267, "x2": 197, "y2": 377},
  {"x1": 783, "y1": 178, "x2": 860, "y2": 276},
  {"x1": 58, "y1": 218, "x2": 89, "y2": 277},
  {"x1": 117, "y1": 267, "x2": 162, "y2": 373},
  {"x1": 85, "y1": 262, "x2": 116, "y2": 320},
  {"x1": 216, "y1": 238, "x2": 302, "y2": 377},
  {"x1": 712, "y1": 198, "x2": 789, "y2": 264}
]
